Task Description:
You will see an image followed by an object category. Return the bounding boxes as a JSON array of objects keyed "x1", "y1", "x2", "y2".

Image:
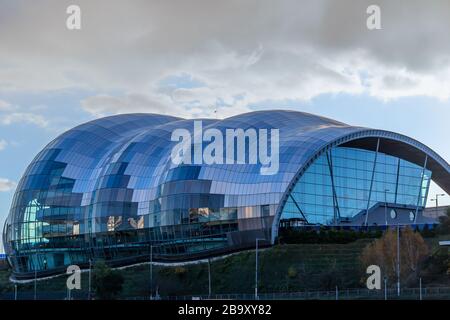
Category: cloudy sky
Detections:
[{"x1": 1, "y1": 0, "x2": 450, "y2": 251}]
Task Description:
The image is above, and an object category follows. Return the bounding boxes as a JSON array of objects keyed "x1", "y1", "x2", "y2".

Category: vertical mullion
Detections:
[
  {"x1": 414, "y1": 154, "x2": 428, "y2": 223},
  {"x1": 364, "y1": 138, "x2": 380, "y2": 226},
  {"x1": 394, "y1": 158, "x2": 400, "y2": 204},
  {"x1": 326, "y1": 149, "x2": 340, "y2": 224}
]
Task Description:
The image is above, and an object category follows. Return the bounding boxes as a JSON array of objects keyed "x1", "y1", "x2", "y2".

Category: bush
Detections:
[
  {"x1": 419, "y1": 224, "x2": 436, "y2": 238},
  {"x1": 287, "y1": 266, "x2": 297, "y2": 279},
  {"x1": 278, "y1": 227, "x2": 381, "y2": 244},
  {"x1": 174, "y1": 267, "x2": 187, "y2": 277},
  {"x1": 420, "y1": 248, "x2": 449, "y2": 282},
  {"x1": 436, "y1": 208, "x2": 450, "y2": 235},
  {"x1": 92, "y1": 260, "x2": 124, "y2": 300},
  {"x1": 0, "y1": 268, "x2": 14, "y2": 293}
]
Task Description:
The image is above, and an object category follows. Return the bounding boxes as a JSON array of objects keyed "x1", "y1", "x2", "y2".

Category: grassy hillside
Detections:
[
  {"x1": 0, "y1": 235, "x2": 448, "y2": 299},
  {"x1": 0, "y1": 239, "x2": 371, "y2": 298}
]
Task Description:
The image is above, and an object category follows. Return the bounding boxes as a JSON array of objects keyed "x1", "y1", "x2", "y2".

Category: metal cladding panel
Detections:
[{"x1": 3, "y1": 111, "x2": 360, "y2": 253}]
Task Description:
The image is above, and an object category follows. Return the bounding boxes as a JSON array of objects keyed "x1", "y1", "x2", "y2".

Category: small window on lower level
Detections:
[
  {"x1": 390, "y1": 209, "x2": 397, "y2": 219},
  {"x1": 261, "y1": 205, "x2": 270, "y2": 217}
]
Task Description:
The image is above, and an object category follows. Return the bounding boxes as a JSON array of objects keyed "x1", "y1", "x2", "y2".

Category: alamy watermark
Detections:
[
  {"x1": 63, "y1": 263, "x2": 383, "y2": 290},
  {"x1": 64, "y1": 4, "x2": 380, "y2": 32},
  {"x1": 66, "y1": 264, "x2": 81, "y2": 290},
  {"x1": 66, "y1": 5, "x2": 81, "y2": 30},
  {"x1": 366, "y1": 265, "x2": 381, "y2": 290},
  {"x1": 366, "y1": 4, "x2": 381, "y2": 30},
  {"x1": 170, "y1": 120, "x2": 280, "y2": 175}
]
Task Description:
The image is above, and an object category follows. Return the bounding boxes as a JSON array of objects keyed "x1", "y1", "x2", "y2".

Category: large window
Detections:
[{"x1": 281, "y1": 146, "x2": 431, "y2": 225}]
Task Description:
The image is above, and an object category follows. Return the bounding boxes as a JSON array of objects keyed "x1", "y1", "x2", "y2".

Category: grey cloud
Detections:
[{"x1": 1, "y1": 0, "x2": 450, "y2": 113}]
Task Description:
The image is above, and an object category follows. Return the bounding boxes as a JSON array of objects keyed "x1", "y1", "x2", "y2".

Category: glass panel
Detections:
[{"x1": 281, "y1": 146, "x2": 432, "y2": 226}]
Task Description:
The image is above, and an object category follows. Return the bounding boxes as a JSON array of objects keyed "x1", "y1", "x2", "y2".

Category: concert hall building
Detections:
[{"x1": 3, "y1": 110, "x2": 450, "y2": 279}]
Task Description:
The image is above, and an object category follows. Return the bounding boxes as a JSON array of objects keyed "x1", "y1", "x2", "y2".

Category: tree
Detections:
[
  {"x1": 401, "y1": 227, "x2": 429, "y2": 276},
  {"x1": 361, "y1": 227, "x2": 429, "y2": 285},
  {"x1": 92, "y1": 260, "x2": 124, "y2": 300},
  {"x1": 420, "y1": 224, "x2": 435, "y2": 238},
  {"x1": 436, "y1": 207, "x2": 450, "y2": 235}
]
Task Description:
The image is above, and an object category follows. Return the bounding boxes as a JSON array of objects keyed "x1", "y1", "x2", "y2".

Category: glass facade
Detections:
[
  {"x1": 281, "y1": 146, "x2": 431, "y2": 225},
  {"x1": 1, "y1": 110, "x2": 445, "y2": 278}
]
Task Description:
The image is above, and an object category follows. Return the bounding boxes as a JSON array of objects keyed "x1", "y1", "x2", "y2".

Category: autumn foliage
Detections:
[{"x1": 361, "y1": 227, "x2": 429, "y2": 285}]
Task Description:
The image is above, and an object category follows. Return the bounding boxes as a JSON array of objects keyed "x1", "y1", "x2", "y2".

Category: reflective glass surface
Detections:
[{"x1": 281, "y1": 146, "x2": 431, "y2": 225}]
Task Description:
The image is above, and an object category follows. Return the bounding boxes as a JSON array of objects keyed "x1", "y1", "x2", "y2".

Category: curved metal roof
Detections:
[{"x1": 270, "y1": 126, "x2": 450, "y2": 242}]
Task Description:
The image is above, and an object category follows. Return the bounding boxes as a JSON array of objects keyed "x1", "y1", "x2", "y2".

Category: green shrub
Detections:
[
  {"x1": 287, "y1": 266, "x2": 297, "y2": 279},
  {"x1": 92, "y1": 260, "x2": 124, "y2": 300},
  {"x1": 278, "y1": 227, "x2": 381, "y2": 244},
  {"x1": 174, "y1": 266, "x2": 187, "y2": 277},
  {"x1": 436, "y1": 208, "x2": 450, "y2": 235}
]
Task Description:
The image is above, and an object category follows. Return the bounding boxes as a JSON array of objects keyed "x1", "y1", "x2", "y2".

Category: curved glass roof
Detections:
[
  {"x1": 7, "y1": 110, "x2": 365, "y2": 222},
  {"x1": 6, "y1": 110, "x2": 450, "y2": 233}
]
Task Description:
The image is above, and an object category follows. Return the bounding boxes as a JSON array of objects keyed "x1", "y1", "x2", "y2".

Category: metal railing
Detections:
[
  {"x1": 161, "y1": 287, "x2": 450, "y2": 301},
  {"x1": 2, "y1": 286, "x2": 450, "y2": 300}
]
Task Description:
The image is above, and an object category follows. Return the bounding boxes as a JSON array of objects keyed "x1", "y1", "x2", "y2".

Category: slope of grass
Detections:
[
  {"x1": 1, "y1": 235, "x2": 448, "y2": 299},
  {"x1": 0, "y1": 239, "x2": 373, "y2": 298}
]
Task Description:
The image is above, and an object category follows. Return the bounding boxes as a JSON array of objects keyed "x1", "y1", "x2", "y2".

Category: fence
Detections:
[
  {"x1": 161, "y1": 287, "x2": 450, "y2": 300},
  {"x1": 1, "y1": 286, "x2": 450, "y2": 300}
]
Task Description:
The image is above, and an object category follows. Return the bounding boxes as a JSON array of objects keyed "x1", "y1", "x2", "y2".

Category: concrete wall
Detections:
[{"x1": 424, "y1": 205, "x2": 449, "y2": 219}]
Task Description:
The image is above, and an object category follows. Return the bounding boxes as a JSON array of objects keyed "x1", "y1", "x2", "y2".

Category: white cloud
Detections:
[
  {"x1": 81, "y1": 89, "x2": 253, "y2": 119},
  {"x1": 0, "y1": 139, "x2": 7, "y2": 151},
  {"x1": 0, "y1": 100, "x2": 13, "y2": 111},
  {"x1": 0, "y1": 178, "x2": 16, "y2": 192},
  {"x1": 0, "y1": 112, "x2": 49, "y2": 127},
  {"x1": 81, "y1": 93, "x2": 191, "y2": 118}
]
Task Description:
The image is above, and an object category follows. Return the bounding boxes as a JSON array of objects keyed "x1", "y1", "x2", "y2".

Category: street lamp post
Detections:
[
  {"x1": 88, "y1": 258, "x2": 92, "y2": 300},
  {"x1": 34, "y1": 249, "x2": 38, "y2": 300},
  {"x1": 430, "y1": 194, "x2": 445, "y2": 217},
  {"x1": 384, "y1": 189, "x2": 390, "y2": 227},
  {"x1": 207, "y1": 258, "x2": 212, "y2": 298},
  {"x1": 150, "y1": 244, "x2": 153, "y2": 300},
  {"x1": 397, "y1": 225, "x2": 401, "y2": 297},
  {"x1": 34, "y1": 268, "x2": 37, "y2": 300},
  {"x1": 255, "y1": 238, "x2": 265, "y2": 300},
  {"x1": 419, "y1": 277, "x2": 422, "y2": 300}
]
